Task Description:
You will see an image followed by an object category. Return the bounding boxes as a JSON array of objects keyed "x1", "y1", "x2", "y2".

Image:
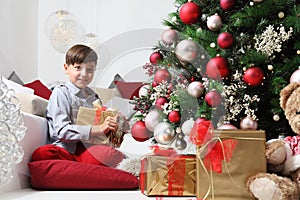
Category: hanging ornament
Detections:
[
  {"x1": 206, "y1": 56, "x2": 230, "y2": 80},
  {"x1": 207, "y1": 14, "x2": 223, "y2": 31},
  {"x1": 218, "y1": 122, "x2": 238, "y2": 130},
  {"x1": 273, "y1": 114, "x2": 280, "y2": 121},
  {"x1": 139, "y1": 84, "x2": 150, "y2": 97},
  {"x1": 290, "y1": 69, "x2": 300, "y2": 83},
  {"x1": 145, "y1": 109, "x2": 165, "y2": 132},
  {"x1": 205, "y1": 90, "x2": 222, "y2": 107},
  {"x1": 155, "y1": 97, "x2": 169, "y2": 110},
  {"x1": 154, "y1": 69, "x2": 171, "y2": 84},
  {"x1": 154, "y1": 121, "x2": 176, "y2": 145},
  {"x1": 131, "y1": 121, "x2": 153, "y2": 142},
  {"x1": 220, "y1": 0, "x2": 236, "y2": 11},
  {"x1": 49, "y1": 19, "x2": 85, "y2": 53},
  {"x1": 168, "y1": 110, "x2": 181, "y2": 123},
  {"x1": 179, "y1": 1, "x2": 201, "y2": 25},
  {"x1": 149, "y1": 52, "x2": 163, "y2": 64},
  {"x1": 161, "y1": 29, "x2": 178, "y2": 46},
  {"x1": 181, "y1": 118, "x2": 195, "y2": 136},
  {"x1": 175, "y1": 134, "x2": 187, "y2": 150},
  {"x1": 243, "y1": 67, "x2": 264, "y2": 86},
  {"x1": 217, "y1": 32, "x2": 234, "y2": 49},
  {"x1": 175, "y1": 39, "x2": 199, "y2": 65},
  {"x1": 240, "y1": 116, "x2": 258, "y2": 130},
  {"x1": 187, "y1": 81, "x2": 204, "y2": 98}
]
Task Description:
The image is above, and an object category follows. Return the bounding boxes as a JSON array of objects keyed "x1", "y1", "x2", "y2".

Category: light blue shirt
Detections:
[{"x1": 46, "y1": 82, "x2": 99, "y2": 154}]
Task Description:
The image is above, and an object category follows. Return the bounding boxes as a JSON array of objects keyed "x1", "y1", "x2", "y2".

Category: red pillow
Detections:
[
  {"x1": 28, "y1": 160, "x2": 139, "y2": 190},
  {"x1": 114, "y1": 80, "x2": 144, "y2": 100},
  {"x1": 24, "y1": 80, "x2": 52, "y2": 100}
]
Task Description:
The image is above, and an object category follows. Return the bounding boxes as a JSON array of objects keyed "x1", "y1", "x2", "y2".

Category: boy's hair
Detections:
[{"x1": 65, "y1": 44, "x2": 98, "y2": 66}]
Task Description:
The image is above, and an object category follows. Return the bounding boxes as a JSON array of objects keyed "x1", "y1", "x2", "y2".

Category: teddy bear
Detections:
[{"x1": 246, "y1": 82, "x2": 300, "y2": 200}]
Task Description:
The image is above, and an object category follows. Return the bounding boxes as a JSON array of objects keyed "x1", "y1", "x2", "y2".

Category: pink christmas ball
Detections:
[
  {"x1": 240, "y1": 116, "x2": 258, "y2": 130},
  {"x1": 218, "y1": 123, "x2": 237, "y2": 130}
]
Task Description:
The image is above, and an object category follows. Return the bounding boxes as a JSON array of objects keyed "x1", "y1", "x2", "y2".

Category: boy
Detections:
[{"x1": 32, "y1": 44, "x2": 124, "y2": 167}]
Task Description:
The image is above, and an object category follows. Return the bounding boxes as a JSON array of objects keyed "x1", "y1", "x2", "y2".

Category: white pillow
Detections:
[
  {"x1": 104, "y1": 96, "x2": 135, "y2": 119},
  {"x1": 1, "y1": 76, "x2": 34, "y2": 94}
]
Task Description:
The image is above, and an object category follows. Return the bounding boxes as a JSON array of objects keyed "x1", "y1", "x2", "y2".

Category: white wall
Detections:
[
  {"x1": 0, "y1": 0, "x2": 38, "y2": 82},
  {"x1": 38, "y1": 0, "x2": 175, "y2": 87}
]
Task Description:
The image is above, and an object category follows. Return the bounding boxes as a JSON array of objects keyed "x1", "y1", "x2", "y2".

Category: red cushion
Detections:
[
  {"x1": 28, "y1": 160, "x2": 139, "y2": 190},
  {"x1": 23, "y1": 80, "x2": 52, "y2": 100},
  {"x1": 114, "y1": 80, "x2": 144, "y2": 100}
]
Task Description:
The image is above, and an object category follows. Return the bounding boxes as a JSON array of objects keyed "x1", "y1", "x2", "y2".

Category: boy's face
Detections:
[{"x1": 64, "y1": 61, "x2": 96, "y2": 89}]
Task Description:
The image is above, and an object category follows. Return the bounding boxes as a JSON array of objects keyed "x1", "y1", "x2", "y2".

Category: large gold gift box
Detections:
[
  {"x1": 196, "y1": 130, "x2": 266, "y2": 200},
  {"x1": 76, "y1": 106, "x2": 124, "y2": 147},
  {"x1": 140, "y1": 155, "x2": 196, "y2": 197}
]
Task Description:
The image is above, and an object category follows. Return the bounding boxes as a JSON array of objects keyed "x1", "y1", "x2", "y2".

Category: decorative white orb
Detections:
[
  {"x1": 79, "y1": 33, "x2": 100, "y2": 50},
  {"x1": 175, "y1": 39, "x2": 199, "y2": 64},
  {"x1": 145, "y1": 109, "x2": 164, "y2": 132},
  {"x1": 187, "y1": 81, "x2": 204, "y2": 98},
  {"x1": 181, "y1": 118, "x2": 195, "y2": 136},
  {"x1": 154, "y1": 121, "x2": 175, "y2": 145},
  {"x1": 290, "y1": 69, "x2": 300, "y2": 83}
]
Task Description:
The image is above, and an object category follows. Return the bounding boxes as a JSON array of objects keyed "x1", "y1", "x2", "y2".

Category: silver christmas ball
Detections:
[
  {"x1": 175, "y1": 138, "x2": 187, "y2": 150},
  {"x1": 175, "y1": 39, "x2": 199, "y2": 65},
  {"x1": 145, "y1": 109, "x2": 164, "y2": 132},
  {"x1": 187, "y1": 81, "x2": 204, "y2": 98},
  {"x1": 240, "y1": 116, "x2": 258, "y2": 130},
  {"x1": 154, "y1": 122, "x2": 175, "y2": 145},
  {"x1": 181, "y1": 118, "x2": 195, "y2": 136},
  {"x1": 161, "y1": 29, "x2": 178, "y2": 46}
]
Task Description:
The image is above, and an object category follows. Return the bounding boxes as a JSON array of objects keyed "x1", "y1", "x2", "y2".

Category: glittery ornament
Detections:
[{"x1": 154, "y1": 121, "x2": 176, "y2": 145}]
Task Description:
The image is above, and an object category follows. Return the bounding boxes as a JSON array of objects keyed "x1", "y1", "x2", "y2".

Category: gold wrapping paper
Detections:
[
  {"x1": 196, "y1": 130, "x2": 266, "y2": 200},
  {"x1": 140, "y1": 155, "x2": 196, "y2": 197},
  {"x1": 76, "y1": 107, "x2": 124, "y2": 147}
]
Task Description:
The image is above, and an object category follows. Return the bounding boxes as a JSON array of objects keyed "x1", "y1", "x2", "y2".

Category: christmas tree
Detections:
[{"x1": 130, "y1": 0, "x2": 300, "y2": 150}]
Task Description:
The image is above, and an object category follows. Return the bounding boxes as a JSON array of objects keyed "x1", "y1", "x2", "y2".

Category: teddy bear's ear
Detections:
[{"x1": 280, "y1": 82, "x2": 300, "y2": 110}]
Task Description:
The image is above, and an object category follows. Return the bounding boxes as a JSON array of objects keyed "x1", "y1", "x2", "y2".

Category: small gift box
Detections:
[
  {"x1": 139, "y1": 149, "x2": 196, "y2": 197},
  {"x1": 76, "y1": 106, "x2": 126, "y2": 147},
  {"x1": 196, "y1": 130, "x2": 266, "y2": 200}
]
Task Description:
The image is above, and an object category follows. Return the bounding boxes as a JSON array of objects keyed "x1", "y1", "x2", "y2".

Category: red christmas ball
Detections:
[
  {"x1": 154, "y1": 69, "x2": 171, "y2": 84},
  {"x1": 131, "y1": 121, "x2": 153, "y2": 142},
  {"x1": 149, "y1": 52, "x2": 163, "y2": 64},
  {"x1": 155, "y1": 97, "x2": 169, "y2": 110},
  {"x1": 205, "y1": 90, "x2": 222, "y2": 107},
  {"x1": 217, "y1": 32, "x2": 234, "y2": 49},
  {"x1": 168, "y1": 110, "x2": 181, "y2": 123},
  {"x1": 194, "y1": 117, "x2": 207, "y2": 125},
  {"x1": 220, "y1": 0, "x2": 236, "y2": 11},
  {"x1": 179, "y1": 2, "x2": 201, "y2": 25},
  {"x1": 206, "y1": 56, "x2": 230, "y2": 80},
  {"x1": 243, "y1": 67, "x2": 264, "y2": 86}
]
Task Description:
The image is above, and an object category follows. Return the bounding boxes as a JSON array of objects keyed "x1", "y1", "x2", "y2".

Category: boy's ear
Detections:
[{"x1": 63, "y1": 63, "x2": 68, "y2": 73}]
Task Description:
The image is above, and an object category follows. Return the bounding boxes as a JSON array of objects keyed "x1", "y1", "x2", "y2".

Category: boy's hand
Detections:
[{"x1": 90, "y1": 116, "x2": 118, "y2": 137}]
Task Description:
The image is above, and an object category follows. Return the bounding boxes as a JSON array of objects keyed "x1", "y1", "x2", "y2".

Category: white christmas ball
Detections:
[
  {"x1": 145, "y1": 109, "x2": 164, "y2": 132},
  {"x1": 218, "y1": 123, "x2": 238, "y2": 130},
  {"x1": 290, "y1": 69, "x2": 300, "y2": 83},
  {"x1": 187, "y1": 81, "x2": 204, "y2": 98},
  {"x1": 139, "y1": 84, "x2": 150, "y2": 97},
  {"x1": 181, "y1": 118, "x2": 195, "y2": 136},
  {"x1": 240, "y1": 116, "x2": 258, "y2": 130},
  {"x1": 161, "y1": 29, "x2": 178, "y2": 46},
  {"x1": 154, "y1": 121, "x2": 175, "y2": 145},
  {"x1": 175, "y1": 39, "x2": 199, "y2": 64},
  {"x1": 207, "y1": 14, "x2": 223, "y2": 31}
]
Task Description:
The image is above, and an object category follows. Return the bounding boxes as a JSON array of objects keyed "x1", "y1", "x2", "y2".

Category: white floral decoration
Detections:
[{"x1": 254, "y1": 24, "x2": 293, "y2": 56}]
